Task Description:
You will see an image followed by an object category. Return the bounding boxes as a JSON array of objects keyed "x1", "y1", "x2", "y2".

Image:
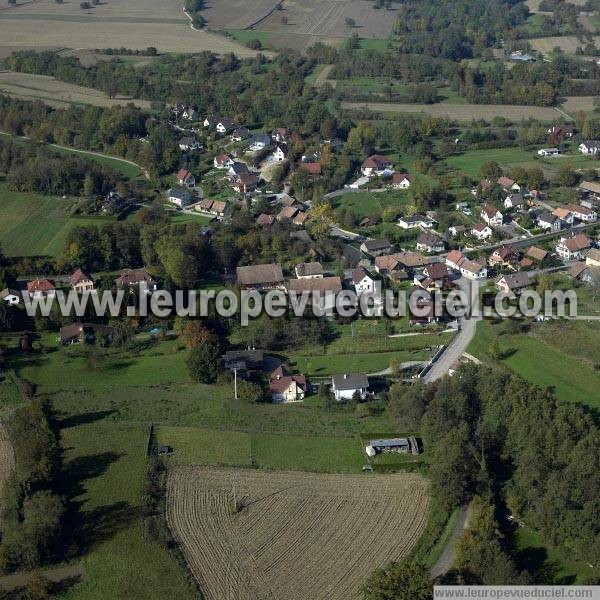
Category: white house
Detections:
[
  {"x1": 472, "y1": 223, "x2": 493, "y2": 240},
  {"x1": 537, "y1": 148, "x2": 560, "y2": 157},
  {"x1": 352, "y1": 266, "x2": 376, "y2": 296},
  {"x1": 249, "y1": 133, "x2": 271, "y2": 152},
  {"x1": 536, "y1": 212, "x2": 562, "y2": 231},
  {"x1": 0, "y1": 288, "x2": 21, "y2": 305},
  {"x1": 331, "y1": 373, "x2": 369, "y2": 401},
  {"x1": 167, "y1": 187, "x2": 193, "y2": 208},
  {"x1": 481, "y1": 204, "x2": 503, "y2": 227},
  {"x1": 214, "y1": 154, "x2": 234, "y2": 169},
  {"x1": 397, "y1": 214, "x2": 435, "y2": 229},
  {"x1": 579, "y1": 140, "x2": 600, "y2": 155},
  {"x1": 504, "y1": 193, "x2": 524, "y2": 210},
  {"x1": 460, "y1": 259, "x2": 487, "y2": 280},
  {"x1": 392, "y1": 173, "x2": 411, "y2": 189},
  {"x1": 564, "y1": 203, "x2": 597, "y2": 222},
  {"x1": 269, "y1": 145, "x2": 288, "y2": 163},
  {"x1": 27, "y1": 279, "x2": 56, "y2": 299},
  {"x1": 556, "y1": 234, "x2": 592, "y2": 260}
]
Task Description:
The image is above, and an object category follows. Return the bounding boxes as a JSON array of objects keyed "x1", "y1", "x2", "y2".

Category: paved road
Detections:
[
  {"x1": 423, "y1": 278, "x2": 482, "y2": 383},
  {"x1": 431, "y1": 504, "x2": 472, "y2": 580}
]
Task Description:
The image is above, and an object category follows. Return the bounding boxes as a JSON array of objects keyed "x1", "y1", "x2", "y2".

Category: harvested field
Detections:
[
  {"x1": 0, "y1": 0, "x2": 262, "y2": 57},
  {"x1": 0, "y1": 71, "x2": 151, "y2": 108},
  {"x1": 167, "y1": 467, "x2": 430, "y2": 600},
  {"x1": 525, "y1": 0, "x2": 551, "y2": 14},
  {"x1": 200, "y1": 0, "x2": 281, "y2": 29},
  {"x1": 562, "y1": 96, "x2": 597, "y2": 114},
  {"x1": 342, "y1": 101, "x2": 566, "y2": 122},
  {"x1": 529, "y1": 35, "x2": 600, "y2": 54},
  {"x1": 254, "y1": 0, "x2": 395, "y2": 39}
]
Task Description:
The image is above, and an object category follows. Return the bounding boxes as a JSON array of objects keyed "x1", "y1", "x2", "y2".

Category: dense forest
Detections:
[{"x1": 386, "y1": 363, "x2": 600, "y2": 583}]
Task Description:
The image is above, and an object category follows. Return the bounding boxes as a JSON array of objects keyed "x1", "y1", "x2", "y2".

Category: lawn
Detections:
[
  {"x1": 251, "y1": 433, "x2": 365, "y2": 472},
  {"x1": 467, "y1": 320, "x2": 600, "y2": 407},
  {"x1": 287, "y1": 349, "x2": 428, "y2": 376},
  {"x1": 442, "y1": 147, "x2": 537, "y2": 178},
  {"x1": 58, "y1": 421, "x2": 195, "y2": 600},
  {"x1": 0, "y1": 183, "x2": 114, "y2": 257},
  {"x1": 155, "y1": 426, "x2": 253, "y2": 467}
]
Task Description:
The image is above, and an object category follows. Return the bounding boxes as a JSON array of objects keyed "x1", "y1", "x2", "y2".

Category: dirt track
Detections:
[{"x1": 342, "y1": 102, "x2": 566, "y2": 122}]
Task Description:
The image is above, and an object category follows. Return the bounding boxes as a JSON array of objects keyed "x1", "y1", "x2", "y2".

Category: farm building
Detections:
[
  {"x1": 236, "y1": 264, "x2": 284, "y2": 290},
  {"x1": 365, "y1": 437, "x2": 419, "y2": 457}
]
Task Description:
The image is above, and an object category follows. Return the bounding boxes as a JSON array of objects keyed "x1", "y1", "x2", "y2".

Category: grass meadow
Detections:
[
  {"x1": 0, "y1": 182, "x2": 114, "y2": 257},
  {"x1": 467, "y1": 320, "x2": 600, "y2": 408}
]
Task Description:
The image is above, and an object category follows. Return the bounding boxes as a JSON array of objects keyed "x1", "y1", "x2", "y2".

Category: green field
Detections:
[
  {"x1": 467, "y1": 320, "x2": 600, "y2": 407},
  {"x1": 330, "y1": 188, "x2": 413, "y2": 216},
  {"x1": 59, "y1": 421, "x2": 195, "y2": 600},
  {"x1": 442, "y1": 147, "x2": 536, "y2": 178},
  {"x1": 0, "y1": 183, "x2": 114, "y2": 257}
]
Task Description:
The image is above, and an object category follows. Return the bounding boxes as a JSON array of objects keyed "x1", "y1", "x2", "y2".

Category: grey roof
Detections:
[
  {"x1": 498, "y1": 272, "x2": 532, "y2": 290},
  {"x1": 369, "y1": 438, "x2": 410, "y2": 449},
  {"x1": 401, "y1": 214, "x2": 432, "y2": 224},
  {"x1": 362, "y1": 238, "x2": 390, "y2": 251},
  {"x1": 250, "y1": 133, "x2": 271, "y2": 146},
  {"x1": 168, "y1": 187, "x2": 190, "y2": 200},
  {"x1": 229, "y1": 162, "x2": 249, "y2": 175},
  {"x1": 332, "y1": 373, "x2": 369, "y2": 391}
]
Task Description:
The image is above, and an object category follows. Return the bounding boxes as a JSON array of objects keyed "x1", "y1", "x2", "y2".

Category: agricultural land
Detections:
[{"x1": 166, "y1": 467, "x2": 429, "y2": 600}]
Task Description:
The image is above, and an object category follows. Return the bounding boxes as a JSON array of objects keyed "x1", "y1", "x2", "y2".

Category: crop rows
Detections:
[{"x1": 167, "y1": 467, "x2": 429, "y2": 600}]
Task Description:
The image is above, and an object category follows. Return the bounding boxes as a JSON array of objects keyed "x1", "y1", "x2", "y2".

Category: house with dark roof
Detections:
[
  {"x1": 352, "y1": 266, "x2": 376, "y2": 296},
  {"x1": 114, "y1": 268, "x2": 157, "y2": 293},
  {"x1": 496, "y1": 272, "x2": 532, "y2": 294},
  {"x1": 331, "y1": 373, "x2": 369, "y2": 401},
  {"x1": 360, "y1": 239, "x2": 391, "y2": 257},
  {"x1": 59, "y1": 323, "x2": 115, "y2": 345},
  {"x1": 416, "y1": 231, "x2": 445, "y2": 253},
  {"x1": 397, "y1": 214, "x2": 435, "y2": 230},
  {"x1": 222, "y1": 349, "x2": 264, "y2": 375},
  {"x1": 168, "y1": 187, "x2": 193, "y2": 208}
]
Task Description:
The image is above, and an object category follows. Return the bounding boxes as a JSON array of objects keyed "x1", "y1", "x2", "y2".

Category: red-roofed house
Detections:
[
  {"x1": 70, "y1": 268, "x2": 94, "y2": 293},
  {"x1": 268, "y1": 365, "x2": 308, "y2": 403},
  {"x1": 299, "y1": 162, "x2": 322, "y2": 176},
  {"x1": 472, "y1": 223, "x2": 493, "y2": 241},
  {"x1": 556, "y1": 234, "x2": 592, "y2": 260},
  {"x1": 361, "y1": 155, "x2": 393, "y2": 177},
  {"x1": 214, "y1": 154, "x2": 234, "y2": 169},
  {"x1": 27, "y1": 278, "x2": 56, "y2": 299},
  {"x1": 176, "y1": 169, "x2": 195, "y2": 188},
  {"x1": 392, "y1": 173, "x2": 411, "y2": 189}
]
